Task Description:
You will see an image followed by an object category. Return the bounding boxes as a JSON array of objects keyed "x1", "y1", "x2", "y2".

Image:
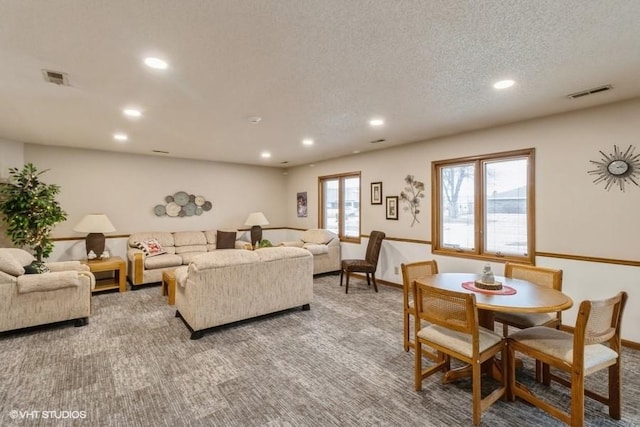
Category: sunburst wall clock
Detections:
[{"x1": 588, "y1": 145, "x2": 640, "y2": 192}]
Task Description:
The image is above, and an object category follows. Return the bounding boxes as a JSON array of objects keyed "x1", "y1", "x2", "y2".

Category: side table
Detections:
[
  {"x1": 82, "y1": 256, "x2": 127, "y2": 293},
  {"x1": 162, "y1": 269, "x2": 177, "y2": 305}
]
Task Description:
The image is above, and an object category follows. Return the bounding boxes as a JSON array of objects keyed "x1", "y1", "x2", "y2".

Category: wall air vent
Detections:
[
  {"x1": 41, "y1": 69, "x2": 69, "y2": 86},
  {"x1": 567, "y1": 84, "x2": 612, "y2": 99},
  {"x1": 152, "y1": 150, "x2": 170, "y2": 154},
  {"x1": 369, "y1": 139, "x2": 386, "y2": 144}
]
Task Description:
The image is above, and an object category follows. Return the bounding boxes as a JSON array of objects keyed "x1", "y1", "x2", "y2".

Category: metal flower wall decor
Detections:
[{"x1": 399, "y1": 175, "x2": 425, "y2": 227}]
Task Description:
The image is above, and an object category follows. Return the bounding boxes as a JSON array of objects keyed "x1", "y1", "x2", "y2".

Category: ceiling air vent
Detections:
[
  {"x1": 567, "y1": 84, "x2": 612, "y2": 99},
  {"x1": 42, "y1": 69, "x2": 69, "y2": 86}
]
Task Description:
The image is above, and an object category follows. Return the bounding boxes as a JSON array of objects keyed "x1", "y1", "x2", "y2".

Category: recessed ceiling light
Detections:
[
  {"x1": 248, "y1": 116, "x2": 262, "y2": 124},
  {"x1": 113, "y1": 133, "x2": 128, "y2": 142},
  {"x1": 261, "y1": 152, "x2": 271, "y2": 159},
  {"x1": 144, "y1": 57, "x2": 168, "y2": 70},
  {"x1": 352, "y1": 150, "x2": 360, "y2": 154},
  {"x1": 302, "y1": 139, "x2": 314, "y2": 146},
  {"x1": 369, "y1": 118, "x2": 384, "y2": 127},
  {"x1": 493, "y1": 79, "x2": 515, "y2": 89},
  {"x1": 123, "y1": 108, "x2": 142, "y2": 118},
  {"x1": 309, "y1": 164, "x2": 315, "y2": 168}
]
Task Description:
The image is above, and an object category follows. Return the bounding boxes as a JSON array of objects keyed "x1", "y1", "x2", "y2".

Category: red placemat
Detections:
[{"x1": 462, "y1": 281, "x2": 517, "y2": 295}]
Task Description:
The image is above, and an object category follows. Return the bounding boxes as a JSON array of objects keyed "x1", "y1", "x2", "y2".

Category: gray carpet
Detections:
[{"x1": 1, "y1": 275, "x2": 638, "y2": 426}]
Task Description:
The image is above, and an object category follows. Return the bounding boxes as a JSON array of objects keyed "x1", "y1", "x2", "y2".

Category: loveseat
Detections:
[
  {"x1": 0, "y1": 248, "x2": 95, "y2": 333},
  {"x1": 174, "y1": 246, "x2": 313, "y2": 339},
  {"x1": 280, "y1": 229, "x2": 341, "y2": 274},
  {"x1": 126, "y1": 230, "x2": 249, "y2": 286}
]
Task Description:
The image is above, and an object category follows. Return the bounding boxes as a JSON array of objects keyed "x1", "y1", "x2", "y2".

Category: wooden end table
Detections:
[
  {"x1": 162, "y1": 270, "x2": 177, "y2": 305},
  {"x1": 83, "y1": 256, "x2": 127, "y2": 293}
]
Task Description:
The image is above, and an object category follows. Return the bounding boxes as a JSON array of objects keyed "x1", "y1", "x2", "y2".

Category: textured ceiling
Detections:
[{"x1": 1, "y1": 0, "x2": 639, "y2": 167}]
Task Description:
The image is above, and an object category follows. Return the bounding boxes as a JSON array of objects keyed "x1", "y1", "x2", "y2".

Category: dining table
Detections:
[{"x1": 414, "y1": 272, "x2": 573, "y2": 383}]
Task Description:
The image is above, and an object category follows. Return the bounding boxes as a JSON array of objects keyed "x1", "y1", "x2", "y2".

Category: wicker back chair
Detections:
[{"x1": 401, "y1": 260, "x2": 438, "y2": 352}]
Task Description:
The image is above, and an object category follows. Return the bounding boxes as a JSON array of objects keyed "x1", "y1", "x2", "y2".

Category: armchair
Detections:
[{"x1": 0, "y1": 248, "x2": 95, "y2": 333}]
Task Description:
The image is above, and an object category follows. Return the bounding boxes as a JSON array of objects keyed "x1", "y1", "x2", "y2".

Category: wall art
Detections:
[{"x1": 153, "y1": 191, "x2": 212, "y2": 217}]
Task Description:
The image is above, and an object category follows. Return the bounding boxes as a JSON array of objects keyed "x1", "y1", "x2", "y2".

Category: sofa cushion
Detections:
[
  {"x1": 255, "y1": 246, "x2": 312, "y2": 262},
  {"x1": 175, "y1": 245, "x2": 207, "y2": 254},
  {"x1": 204, "y1": 230, "x2": 217, "y2": 244},
  {"x1": 180, "y1": 252, "x2": 206, "y2": 265},
  {"x1": 144, "y1": 253, "x2": 182, "y2": 269},
  {"x1": 191, "y1": 249, "x2": 258, "y2": 270},
  {"x1": 216, "y1": 230, "x2": 237, "y2": 249},
  {"x1": 174, "y1": 231, "x2": 207, "y2": 246},
  {"x1": 0, "y1": 254, "x2": 25, "y2": 277},
  {"x1": 302, "y1": 243, "x2": 329, "y2": 255},
  {"x1": 301, "y1": 229, "x2": 335, "y2": 245},
  {"x1": 129, "y1": 232, "x2": 174, "y2": 249},
  {"x1": 0, "y1": 248, "x2": 36, "y2": 267},
  {"x1": 136, "y1": 239, "x2": 167, "y2": 257}
]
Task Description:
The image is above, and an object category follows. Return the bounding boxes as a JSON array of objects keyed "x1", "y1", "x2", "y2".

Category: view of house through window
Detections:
[
  {"x1": 433, "y1": 149, "x2": 534, "y2": 263},
  {"x1": 319, "y1": 172, "x2": 360, "y2": 241}
]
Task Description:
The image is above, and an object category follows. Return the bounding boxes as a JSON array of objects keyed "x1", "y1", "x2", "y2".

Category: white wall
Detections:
[
  {"x1": 285, "y1": 97, "x2": 640, "y2": 342},
  {"x1": 0, "y1": 139, "x2": 24, "y2": 180}
]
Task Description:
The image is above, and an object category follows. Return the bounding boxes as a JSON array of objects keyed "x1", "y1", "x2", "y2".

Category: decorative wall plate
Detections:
[
  {"x1": 173, "y1": 191, "x2": 190, "y2": 206},
  {"x1": 195, "y1": 195, "x2": 205, "y2": 206},
  {"x1": 154, "y1": 204, "x2": 166, "y2": 216},
  {"x1": 184, "y1": 202, "x2": 197, "y2": 216},
  {"x1": 166, "y1": 202, "x2": 181, "y2": 217},
  {"x1": 202, "y1": 201, "x2": 212, "y2": 211}
]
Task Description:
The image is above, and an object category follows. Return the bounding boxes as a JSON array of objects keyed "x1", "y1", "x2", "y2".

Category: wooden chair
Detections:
[
  {"x1": 401, "y1": 260, "x2": 438, "y2": 352},
  {"x1": 413, "y1": 283, "x2": 506, "y2": 426},
  {"x1": 339, "y1": 231, "x2": 385, "y2": 294},
  {"x1": 507, "y1": 291, "x2": 627, "y2": 426},
  {"x1": 495, "y1": 262, "x2": 563, "y2": 381}
]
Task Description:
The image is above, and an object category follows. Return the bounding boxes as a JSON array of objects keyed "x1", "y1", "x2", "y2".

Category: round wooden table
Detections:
[{"x1": 414, "y1": 273, "x2": 573, "y2": 382}]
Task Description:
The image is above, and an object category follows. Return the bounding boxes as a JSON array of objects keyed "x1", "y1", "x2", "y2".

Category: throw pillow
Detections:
[
  {"x1": 0, "y1": 255, "x2": 26, "y2": 276},
  {"x1": 136, "y1": 239, "x2": 167, "y2": 257},
  {"x1": 216, "y1": 230, "x2": 237, "y2": 249}
]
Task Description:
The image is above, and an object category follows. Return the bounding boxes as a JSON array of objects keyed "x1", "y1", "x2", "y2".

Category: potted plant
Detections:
[{"x1": 0, "y1": 163, "x2": 67, "y2": 269}]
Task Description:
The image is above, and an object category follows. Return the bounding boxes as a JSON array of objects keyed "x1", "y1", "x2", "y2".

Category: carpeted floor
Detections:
[{"x1": 1, "y1": 275, "x2": 638, "y2": 426}]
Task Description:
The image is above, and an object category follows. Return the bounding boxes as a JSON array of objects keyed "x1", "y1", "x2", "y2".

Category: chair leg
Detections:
[
  {"x1": 609, "y1": 361, "x2": 622, "y2": 419},
  {"x1": 570, "y1": 369, "x2": 585, "y2": 427},
  {"x1": 372, "y1": 273, "x2": 378, "y2": 292},
  {"x1": 339, "y1": 268, "x2": 343, "y2": 286},
  {"x1": 345, "y1": 271, "x2": 350, "y2": 294},
  {"x1": 366, "y1": 273, "x2": 371, "y2": 287},
  {"x1": 404, "y1": 311, "x2": 410, "y2": 352},
  {"x1": 414, "y1": 339, "x2": 423, "y2": 391},
  {"x1": 472, "y1": 359, "x2": 482, "y2": 426}
]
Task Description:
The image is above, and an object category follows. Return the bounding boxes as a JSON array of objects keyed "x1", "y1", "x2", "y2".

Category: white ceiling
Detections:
[{"x1": 1, "y1": 1, "x2": 639, "y2": 168}]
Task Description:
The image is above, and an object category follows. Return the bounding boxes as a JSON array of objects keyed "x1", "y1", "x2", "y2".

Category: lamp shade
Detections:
[
  {"x1": 244, "y1": 212, "x2": 269, "y2": 226},
  {"x1": 74, "y1": 214, "x2": 115, "y2": 258},
  {"x1": 73, "y1": 214, "x2": 116, "y2": 233}
]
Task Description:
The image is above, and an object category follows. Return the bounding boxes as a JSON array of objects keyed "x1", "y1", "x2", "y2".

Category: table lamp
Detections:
[
  {"x1": 74, "y1": 213, "x2": 116, "y2": 258},
  {"x1": 244, "y1": 212, "x2": 269, "y2": 246}
]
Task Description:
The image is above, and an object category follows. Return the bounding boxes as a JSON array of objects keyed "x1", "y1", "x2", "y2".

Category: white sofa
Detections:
[
  {"x1": 280, "y1": 229, "x2": 341, "y2": 275},
  {"x1": 0, "y1": 248, "x2": 95, "y2": 333},
  {"x1": 174, "y1": 246, "x2": 313, "y2": 339},
  {"x1": 126, "y1": 230, "x2": 250, "y2": 286}
]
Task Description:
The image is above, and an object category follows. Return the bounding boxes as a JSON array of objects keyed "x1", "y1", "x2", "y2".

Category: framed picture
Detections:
[
  {"x1": 386, "y1": 196, "x2": 398, "y2": 220},
  {"x1": 297, "y1": 192, "x2": 308, "y2": 217},
  {"x1": 371, "y1": 182, "x2": 382, "y2": 205}
]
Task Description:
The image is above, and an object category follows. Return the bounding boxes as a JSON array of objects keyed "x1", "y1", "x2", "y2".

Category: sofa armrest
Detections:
[
  {"x1": 326, "y1": 238, "x2": 340, "y2": 247},
  {"x1": 17, "y1": 271, "x2": 81, "y2": 294},
  {"x1": 280, "y1": 241, "x2": 304, "y2": 248},
  {"x1": 45, "y1": 261, "x2": 90, "y2": 272},
  {"x1": 127, "y1": 249, "x2": 145, "y2": 285}
]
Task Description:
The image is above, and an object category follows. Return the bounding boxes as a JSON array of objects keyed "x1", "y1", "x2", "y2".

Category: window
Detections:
[
  {"x1": 432, "y1": 149, "x2": 534, "y2": 263},
  {"x1": 319, "y1": 172, "x2": 361, "y2": 242}
]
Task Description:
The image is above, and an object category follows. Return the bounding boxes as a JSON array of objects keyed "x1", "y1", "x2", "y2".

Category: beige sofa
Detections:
[
  {"x1": 174, "y1": 246, "x2": 313, "y2": 339},
  {"x1": 126, "y1": 230, "x2": 249, "y2": 286},
  {"x1": 280, "y1": 229, "x2": 341, "y2": 274},
  {"x1": 0, "y1": 248, "x2": 95, "y2": 333}
]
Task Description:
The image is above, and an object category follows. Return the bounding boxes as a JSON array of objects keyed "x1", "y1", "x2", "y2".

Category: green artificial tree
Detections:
[{"x1": 0, "y1": 163, "x2": 67, "y2": 265}]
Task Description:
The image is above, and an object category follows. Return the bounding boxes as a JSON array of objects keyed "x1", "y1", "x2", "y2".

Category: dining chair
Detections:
[
  {"x1": 495, "y1": 262, "x2": 563, "y2": 381},
  {"x1": 339, "y1": 231, "x2": 385, "y2": 294},
  {"x1": 401, "y1": 260, "x2": 438, "y2": 353},
  {"x1": 508, "y1": 291, "x2": 627, "y2": 426},
  {"x1": 413, "y1": 282, "x2": 506, "y2": 426}
]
